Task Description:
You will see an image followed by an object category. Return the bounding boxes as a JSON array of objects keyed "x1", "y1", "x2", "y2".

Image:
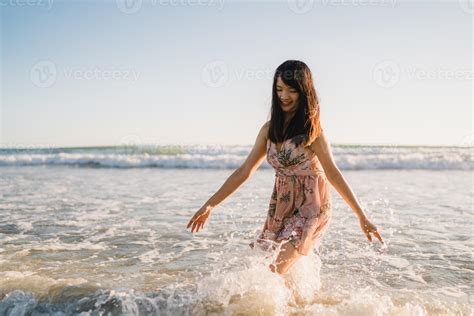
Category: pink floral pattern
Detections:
[
  {"x1": 276, "y1": 208, "x2": 306, "y2": 248},
  {"x1": 250, "y1": 132, "x2": 333, "y2": 256}
]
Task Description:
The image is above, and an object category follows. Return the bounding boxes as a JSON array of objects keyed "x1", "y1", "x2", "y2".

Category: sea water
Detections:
[{"x1": 0, "y1": 144, "x2": 472, "y2": 315}]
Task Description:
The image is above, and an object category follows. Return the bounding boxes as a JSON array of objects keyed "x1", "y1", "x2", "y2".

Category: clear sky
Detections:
[{"x1": 1, "y1": 0, "x2": 472, "y2": 148}]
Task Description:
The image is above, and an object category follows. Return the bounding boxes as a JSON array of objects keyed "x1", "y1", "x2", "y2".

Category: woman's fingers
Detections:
[
  {"x1": 373, "y1": 230, "x2": 384, "y2": 244},
  {"x1": 189, "y1": 218, "x2": 206, "y2": 233},
  {"x1": 186, "y1": 208, "x2": 210, "y2": 233},
  {"x1": 366, "y1": 228, "x2": 385, "y2": 246},
  {"x1": 360, "y1": 218, "x2": 385, "y2": 245},
  {"x1": 186, "y1": 215, "x2": 198, "y2": 229},
  {"x1": 366, "y1": 232, "x2": 372, "y2": 242},
  {"x1": 187, "y1": 212, "x2": 201, "y2": 230},
  {"x1": 195, "y1": 221, "x2": 202, "y2": 233}
]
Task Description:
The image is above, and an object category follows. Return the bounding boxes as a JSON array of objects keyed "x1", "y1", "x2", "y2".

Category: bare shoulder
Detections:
[
  {"x1": 309, "y1": 128, "x2": 328, "y2": 152},
  {"x1": 261, "y1": 120, "x2": 270, "y2": 139},
  {"x1": 263, "y1": 120, "x2": 270, "y2": 130}
]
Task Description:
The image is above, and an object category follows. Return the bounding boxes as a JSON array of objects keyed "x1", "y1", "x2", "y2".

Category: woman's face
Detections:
[{"x1": 276, "y1": 76, "x2": 299, "y2": 114}]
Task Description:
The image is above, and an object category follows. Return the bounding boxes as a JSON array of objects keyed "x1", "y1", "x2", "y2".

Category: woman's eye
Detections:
[{"x1": 276, "y1": 88, "x2": 297, "y2": 94}]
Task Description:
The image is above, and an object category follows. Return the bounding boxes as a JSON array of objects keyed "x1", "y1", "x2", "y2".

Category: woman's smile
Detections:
[{"x1": 276, "y1": 76, "x2": 299, "y2": 114}]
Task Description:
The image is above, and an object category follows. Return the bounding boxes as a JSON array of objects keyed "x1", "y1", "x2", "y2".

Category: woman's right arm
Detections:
[{"x1": 186, "y1": 121, "x2": 269, "y2": 233}]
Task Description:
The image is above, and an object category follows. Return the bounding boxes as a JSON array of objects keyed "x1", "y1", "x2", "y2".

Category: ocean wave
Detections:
[{"x1": 0, "y1": 145, "x2": 471, "y2": 170}]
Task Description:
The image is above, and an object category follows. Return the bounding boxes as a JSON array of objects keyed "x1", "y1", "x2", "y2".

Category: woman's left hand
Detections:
[{"x1": 359, "y1": 217, "x2": 385, "y2": 245}]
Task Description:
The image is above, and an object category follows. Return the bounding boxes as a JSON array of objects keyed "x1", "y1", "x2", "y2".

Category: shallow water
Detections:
[{"x1": 0, "y1": 166, "x2": 472, "y2": 315}]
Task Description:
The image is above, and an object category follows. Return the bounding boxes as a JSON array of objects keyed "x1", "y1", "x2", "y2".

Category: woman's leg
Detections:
[
  {"x1": 268, "y1": 239, "x2": 302, "y2": 275},
  {"x1": 268, "y1": 240, "x2": 304, "y2": 305}
]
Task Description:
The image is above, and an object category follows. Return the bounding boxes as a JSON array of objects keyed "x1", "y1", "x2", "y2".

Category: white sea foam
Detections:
[
  {"x1": 0, "y1": 145, "x2": 471, "y2": 170},
  {"x1": 0, "y1": 161, "x2": 471, "y2": 315}
]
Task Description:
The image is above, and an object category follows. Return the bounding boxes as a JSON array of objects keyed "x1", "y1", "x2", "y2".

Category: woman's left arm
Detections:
[{"x1": 310, "y1": 129, "x2": 385, "y2": 245}]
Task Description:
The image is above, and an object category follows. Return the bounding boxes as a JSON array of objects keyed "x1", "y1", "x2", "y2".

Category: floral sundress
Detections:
[{"x1": 249, "y1": 132, "x2": 333, "y2": 256}]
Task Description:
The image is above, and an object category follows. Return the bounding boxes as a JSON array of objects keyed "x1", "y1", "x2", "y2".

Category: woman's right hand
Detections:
[
  {"x1": 359, "y1": 216, "x2": 385, "y2": 245},
  {"x1": 186, "y1": 205, "x2": 213, "y2": 233}
]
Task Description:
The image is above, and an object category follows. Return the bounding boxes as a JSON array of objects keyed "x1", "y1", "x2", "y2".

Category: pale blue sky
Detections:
[{"x1": 1, "y1": 0, "x2": 472, "y2": 148}]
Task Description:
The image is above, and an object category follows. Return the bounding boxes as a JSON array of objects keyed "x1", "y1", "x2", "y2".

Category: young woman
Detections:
[{"x1": 186, "y1": 60, "x2": 384, "y2": 276}]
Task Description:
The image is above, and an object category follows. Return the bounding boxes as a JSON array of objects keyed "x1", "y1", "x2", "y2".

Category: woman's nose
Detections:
[{"x1": 280, "y1": 92, "x2": 290, "y2": 99}]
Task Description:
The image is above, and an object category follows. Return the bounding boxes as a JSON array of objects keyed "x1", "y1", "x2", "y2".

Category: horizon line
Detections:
[{"x1": 0, "y1": 142, "x2": 471, "y2": 150}]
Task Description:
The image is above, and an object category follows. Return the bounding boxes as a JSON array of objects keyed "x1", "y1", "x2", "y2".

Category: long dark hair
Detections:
[{"x1": 268, "y1": 60, "x2": 322, "y2": 147}]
